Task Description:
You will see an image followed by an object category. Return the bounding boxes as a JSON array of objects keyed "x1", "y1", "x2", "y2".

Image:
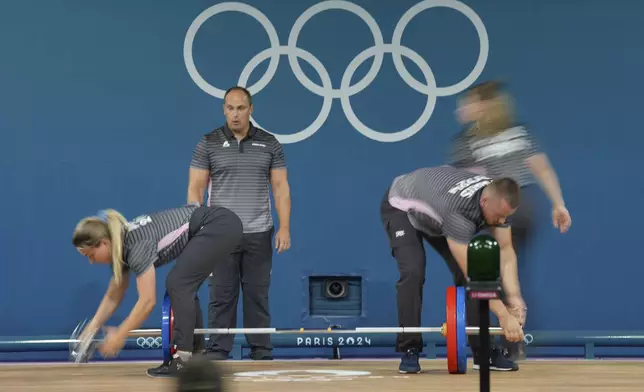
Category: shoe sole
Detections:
[
  {"x1": 472, "y1": 364, "x2": 518, "y2": 372},
  {"x1": 146, "y1": 372, "x2": 176, "y2": 379},
  {"x1": 399, "y1": 369, "x2": 421, "y2": 374}
]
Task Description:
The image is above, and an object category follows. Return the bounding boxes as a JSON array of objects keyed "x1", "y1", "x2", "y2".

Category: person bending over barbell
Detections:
[
  {"x1": 72, "y1": 204, "x2": 242, "y2": 377},
  {"x1": 380, "y1": 165, "x2": 526, "y2": 374}
]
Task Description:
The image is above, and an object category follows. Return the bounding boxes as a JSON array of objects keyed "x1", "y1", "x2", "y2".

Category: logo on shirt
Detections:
[
  {"x1": 252, "y1": 142, "x2": 266, "y2": 148},
  {"x1": 448, "y1": 175, "x2": 491, "y2": 198},
  {"x1": 222, "y1": 141, "x2": 230, "y2": 148},
  {"x1": 128, "y1": 215, "x2": 152, "y2": 230},
  {"x1": 395, "y1": 230, "x2": 405, "y2": 238}
]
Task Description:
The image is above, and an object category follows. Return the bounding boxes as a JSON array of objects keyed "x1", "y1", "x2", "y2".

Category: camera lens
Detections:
[{"x1": 327, "y1": 281, "x2": 345, "y2": 298}]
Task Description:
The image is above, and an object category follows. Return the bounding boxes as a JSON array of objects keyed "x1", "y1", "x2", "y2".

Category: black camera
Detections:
[{"x1": 324, "y1": 279, "x2": 349, "y2": 299}]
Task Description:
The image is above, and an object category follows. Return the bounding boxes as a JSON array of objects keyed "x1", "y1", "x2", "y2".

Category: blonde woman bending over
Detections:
[{"x1": 72, "y1": 204, "x2": 242, "y2": 377}]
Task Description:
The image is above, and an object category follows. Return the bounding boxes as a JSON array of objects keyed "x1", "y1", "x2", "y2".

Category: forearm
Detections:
[
  {"x1": 274, "y1": 184, "x2": 291, "y2": 230},
  {"x1": 490, "y1": 299, "x2": 511, "y2": 320},
  {"x1": 116, "y1": 298, "x2": 156, "y2": 338},
  {"x1": 531, "y1": 158, "x2": 565, "y2": 207},
  {"x1": 187, "y1": 186, "x2": 205, "y2": 205},
  {"x1": 89, "y1": 280, "x2": 127, "y2": 330},
  {"x1": 454, "y1": 256, "x2": 467, "y2": 277},
  {"x1": 500, "y1": 248, "x2": 521, "y2": 297}
]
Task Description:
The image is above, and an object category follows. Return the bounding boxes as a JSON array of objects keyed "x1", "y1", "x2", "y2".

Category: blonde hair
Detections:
[
  {"x1": 465, "y1": 81, "x2": 516, "y2": 137},
  {"x1": 72, "y1": 209, "x2": 129, "y2": 284}
]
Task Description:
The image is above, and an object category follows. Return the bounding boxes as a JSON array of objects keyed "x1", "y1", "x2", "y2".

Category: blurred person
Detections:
[
  {"x1": 451, "y1": 81, "x2": 571, "y2": 241},
  {"x1": 449, "y1": 80, "x2": 572, "y2": 361}
]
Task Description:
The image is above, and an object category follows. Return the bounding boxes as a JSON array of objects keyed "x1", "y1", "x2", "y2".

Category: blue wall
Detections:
[{"x1": 1, "y1": 0, "x2": 642, "y2": 350}]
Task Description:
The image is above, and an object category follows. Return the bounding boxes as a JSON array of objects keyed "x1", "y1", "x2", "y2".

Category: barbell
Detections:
[{"x1": 69, "y1": 285, "x2": 525, "y2": 374}]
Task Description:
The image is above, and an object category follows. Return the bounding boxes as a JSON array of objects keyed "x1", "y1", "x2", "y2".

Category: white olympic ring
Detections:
[
  {"x1": 184, "y1": 0, "x2": 489, "y2": 144},
  {"x1": 137, "y1": 337, "x2": 162, "y2": 349}
]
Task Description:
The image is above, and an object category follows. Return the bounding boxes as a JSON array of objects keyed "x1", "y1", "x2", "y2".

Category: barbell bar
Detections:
[
  {"x1": 69, "y1": 324, "x2": 513, "y2": 366},
  {"x1": 30, "y1": 325, "x2": 510, "y2": 348},
  {"x1": 68, "y1": 285, "x2": 515, "y2": 374},
  {"x1": 5, "y1": 324, "x2": 516, "y2": 354},
  {"x1": 6, "y1": 330, "x2": 644, "y2": 352},
  {"x1": 125, "y1": 325, "x2": 505, "y2": 336}
]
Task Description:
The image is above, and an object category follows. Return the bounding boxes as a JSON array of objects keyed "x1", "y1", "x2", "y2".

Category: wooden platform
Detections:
[{"x1": 1, "y1": 359, "x2": 643, "y2": 391}]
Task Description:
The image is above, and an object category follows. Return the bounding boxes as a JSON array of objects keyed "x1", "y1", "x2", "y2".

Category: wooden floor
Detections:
[{"x1": 1, "y1": 359, "x2": 643, "y2": 391}]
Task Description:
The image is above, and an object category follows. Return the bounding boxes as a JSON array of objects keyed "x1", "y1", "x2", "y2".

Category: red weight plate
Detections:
[{"x1": 446, "y1": 286, "x2": 458, "y2": 374}]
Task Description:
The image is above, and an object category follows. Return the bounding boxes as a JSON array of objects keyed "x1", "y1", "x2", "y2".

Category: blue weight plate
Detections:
[
  {"x1": 161, "y1": 292, "x2": 172, "y2": 363},
  {"x1": 456, "y1": 286, "x2": 468, "y2": 374}
]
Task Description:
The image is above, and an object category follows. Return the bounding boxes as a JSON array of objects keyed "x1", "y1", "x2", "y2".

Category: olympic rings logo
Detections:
[
  {"x1": 183, "y1": 0, "x2": 489, "y2": 144},
  {"x1": 137, "y1": 337, "x2": 162, "y2": 349}
]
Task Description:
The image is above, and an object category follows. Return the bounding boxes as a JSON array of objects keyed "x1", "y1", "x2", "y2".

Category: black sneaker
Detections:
[
  {"x1": 502, "y1": 340, "x2": 526, "y2": 362},
  {"x1": 250, "y1": 349, "x2": 273, "y2": 360},
  {"x1": 146, "y1": 357, "x2": 187, "y2": 378},
  {"x1": 472, "y1": 348, "x2": 519, "y2": 372},
  {"x1": 146, "y1": 361, "x2": 170, "y2": 377},
  {"x1": 398, "y1": 349, "x2": 421, "y2": 374},
  {"x1": 205, "y1": 351, "x2": 229, "y2": 361}
]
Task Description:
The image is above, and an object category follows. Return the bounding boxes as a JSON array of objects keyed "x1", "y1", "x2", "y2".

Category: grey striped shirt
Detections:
[
  {"x1": 388, "y1": 166, "x2": 495, "y2": 243},
  {"x1": 449, "y1": 124, "x2": 540, "y2": 186},
  {"x1": 190, "y1": 123, "x2": 286, "y2": 233},
  {"x1": 122, "y1": 205, "x2": 198, "y2": 276}
]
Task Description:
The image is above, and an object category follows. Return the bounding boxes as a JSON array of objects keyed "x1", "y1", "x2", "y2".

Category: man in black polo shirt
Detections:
[{"x1": 189, "y1": 86, "x2": 291, "y2": 360}]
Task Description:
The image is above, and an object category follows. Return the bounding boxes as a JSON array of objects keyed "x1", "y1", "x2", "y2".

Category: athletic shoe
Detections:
[
  {"x1": 205, "y1": 350, "x2": 229, "y2": 360},
  {"x1": 472, "y1": 348, "x2": 519, "y2": 371},
  {"x1": 398, "y1": 349, "x2": 421, "y2": 374},
  {"x1": 146, "y1": 357, "x2": 186, "y2": 378},
  {"x1": 146, "y1": 361, "x2": 169, "y2": 377},
  {"x1": 250, "y1": 349, "x2": 273, "y2": 360},
  {"x1": 502, "y1": 340, "x2": 526, "y2": 361}
]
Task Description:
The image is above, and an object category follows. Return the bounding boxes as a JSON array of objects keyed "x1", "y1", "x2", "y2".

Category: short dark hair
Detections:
[
  {"x1": 176, "y1": 356, "x2": 225, "y2": 392},
  {"x1": 488, "y1": 177, "x2": 520, "y2": 209},
  {"x1": 224, "y1": 86, "x2": 252, "y2": 105}
]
